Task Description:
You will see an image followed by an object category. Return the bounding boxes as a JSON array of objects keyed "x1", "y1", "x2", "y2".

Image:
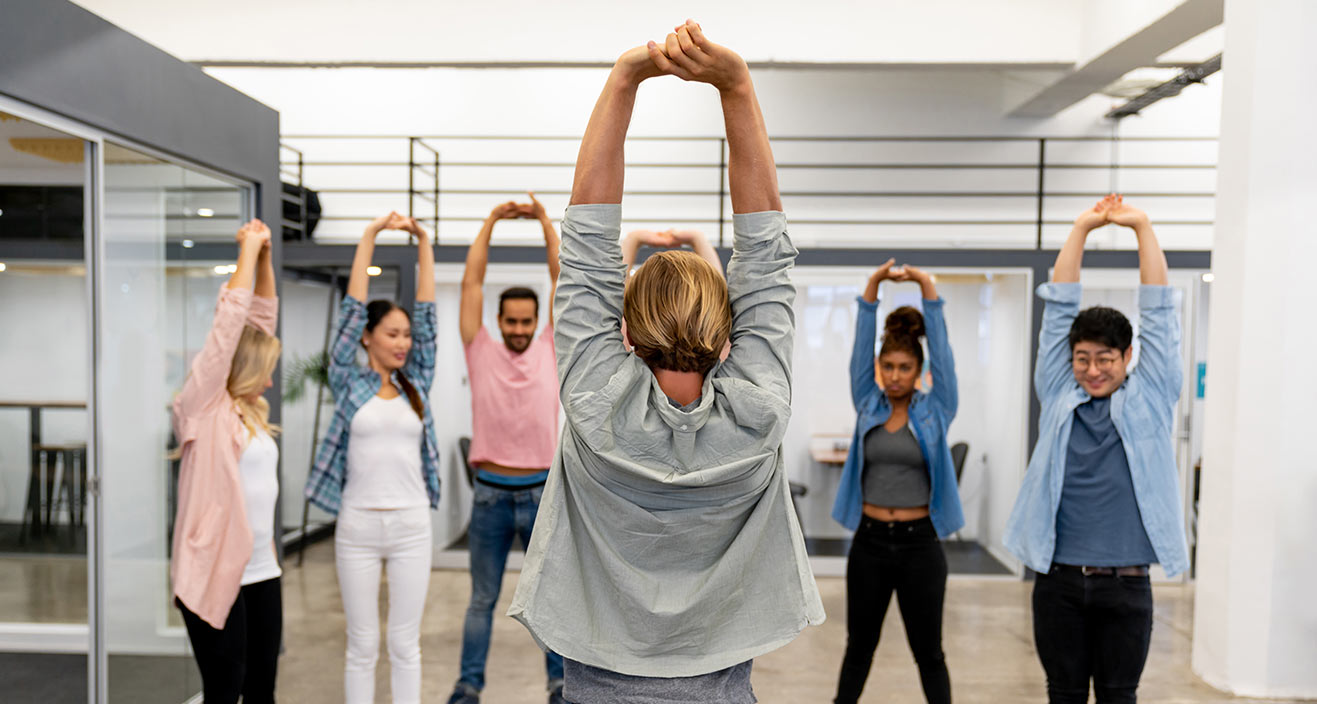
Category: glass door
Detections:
[
  {"x1": 0, "y1": 108, "x2": 94, "y2": 700},
  {"x1": 96, "y1": 140, "x2": 252, "y2": 702}
]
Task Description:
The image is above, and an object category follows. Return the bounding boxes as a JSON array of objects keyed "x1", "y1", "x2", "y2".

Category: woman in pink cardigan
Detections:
[{"x1": 170, "y1": 219, "x2": 283, "y2": 704}]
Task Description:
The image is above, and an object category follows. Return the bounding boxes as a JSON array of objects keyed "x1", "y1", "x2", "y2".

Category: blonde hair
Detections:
[
  {"x1": 623, "y1": 250, "x2": 731, "y2": 374},
  {"x1": 227, "y1": 325, "x2": 282, "y2": 440}
]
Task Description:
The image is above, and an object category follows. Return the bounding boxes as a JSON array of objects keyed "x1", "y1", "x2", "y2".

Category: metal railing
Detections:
[{"x1": 279, "y1": 134, "x2": 1218, "y2": 250}]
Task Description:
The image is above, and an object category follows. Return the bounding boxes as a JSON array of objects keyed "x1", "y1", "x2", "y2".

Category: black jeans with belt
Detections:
[
  {"x1": 1032, "y1": 565, "x2": 1154, "y2": 704},
  {"x1": 176, "y1": 576, "x2": 282, "y2": 704},
  {"x1": 835, "y1": 515, "x2": 951, "y2": 704}
]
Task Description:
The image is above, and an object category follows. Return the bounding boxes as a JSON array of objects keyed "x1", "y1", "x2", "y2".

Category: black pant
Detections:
[
  {"x1": 835, "y1": 516, "x2": 951, "y2": 704},
  {"x1": 176, "y1": 576, "x2": 282, "y2": 704},
  {"x1": 1032, "y1": 566, "x2": 1153, "y2": 703}
]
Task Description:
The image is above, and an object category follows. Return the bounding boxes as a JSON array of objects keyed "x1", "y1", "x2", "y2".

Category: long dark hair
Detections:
[
  {"x1": 364, "y1": 300, "x2": 424, "y2": 420},
  {"x1": 880, "y1": 305, "x2": 926, "y2": 367}
]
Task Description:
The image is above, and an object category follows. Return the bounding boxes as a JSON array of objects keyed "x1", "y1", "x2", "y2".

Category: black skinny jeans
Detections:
[
  {"x1": 1032, "y1": 566, "x2": 1154, "y2": 704},
  {"x1": 176, "y1": 576, "x2": 282, "y2": 704},
  {"x1": 835, "y1": 516, "x2": 951, "y2": 704}
]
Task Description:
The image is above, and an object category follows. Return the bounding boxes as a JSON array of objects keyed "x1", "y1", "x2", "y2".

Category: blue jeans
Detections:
[{"x1": 458, "y1": 481, "x2": 563, "y2": 691}]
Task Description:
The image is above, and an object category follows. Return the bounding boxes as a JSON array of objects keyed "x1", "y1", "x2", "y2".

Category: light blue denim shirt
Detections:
[
  {"x1": 831, "y1": 295, "x2": 965, "y2": 538},
  {"x1": 1004, "y1": 282, "x2": 1189, "y2": 576},
  {"x1": 509, "y1": 204, "x2": 825, "y2": 678}
]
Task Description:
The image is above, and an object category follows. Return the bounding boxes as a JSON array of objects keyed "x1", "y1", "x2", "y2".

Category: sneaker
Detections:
[{"x1": 447, "y1": 682, "x2": 480, "y2": 704}]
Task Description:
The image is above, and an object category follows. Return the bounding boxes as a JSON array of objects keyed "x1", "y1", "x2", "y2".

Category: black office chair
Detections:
[
  {"x1": 949, "y1": 442, "x2": 969, "y2": 541},
  {"x1": 951, "y1": 442, "x2": 969, "y2": 485},
  {"x1": 459, "y1": 436, "x2": 475, "y2": 488}
]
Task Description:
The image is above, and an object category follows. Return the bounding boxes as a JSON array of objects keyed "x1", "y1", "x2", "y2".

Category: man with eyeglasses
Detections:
[{"x1": 1005, "y1": 195, "x2": 1189, "y2": 704}]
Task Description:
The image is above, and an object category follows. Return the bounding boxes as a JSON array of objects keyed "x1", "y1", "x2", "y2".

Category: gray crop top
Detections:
[{"x1": 861, "y1": 424, "x2": 931, "y2": 508}]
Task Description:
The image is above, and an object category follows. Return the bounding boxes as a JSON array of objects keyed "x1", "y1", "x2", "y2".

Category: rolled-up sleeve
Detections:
[
  {"x1": 554, "y1": 204, "x2": 631, "y2": 402},
  {"x1": 1034, "y1": 282, "x2": 1082, "y2": 403},
  {"x1": 717, "y1": 211, "x2": 797, "y2": 403},
  {"x1": 247, "y1": 294, "x2": 278, "y2": 336},
  {"x1": 1134, "y1": 284, "x2": 1183, "y2": 401}
]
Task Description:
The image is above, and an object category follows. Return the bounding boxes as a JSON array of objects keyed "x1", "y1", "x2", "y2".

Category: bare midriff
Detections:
[
  {"x1": 478, "y1": 461, "x2": 550, "y2": 476},
  {"x1": 862, "y1": 503, "x2": 930, "y2": 522}
]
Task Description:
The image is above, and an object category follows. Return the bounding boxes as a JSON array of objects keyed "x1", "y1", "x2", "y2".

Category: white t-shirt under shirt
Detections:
[
  {"x1": 238, "y1": 428, "x2": 282, "y2": 586},
  {"x1": 343, "y1": 394, "x2": 428, "y2": 510}
]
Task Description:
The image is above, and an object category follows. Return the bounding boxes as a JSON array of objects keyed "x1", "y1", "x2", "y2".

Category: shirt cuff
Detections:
[
  {"x1": 856, "y1": 295, "x2": 880, "y2": 310},
  {"x1": 1138, "y1": 284, "x2": 1179, "y2": 309},
  {"x1": 732, "y1": 211, "x2": 787, "y2": 242},
  {"x1": 1036, "y1": 281, "x2": 1082, "y2": 304},
  {"x1": 563, "y1": 204, "x2": 622, "y2": 236}
]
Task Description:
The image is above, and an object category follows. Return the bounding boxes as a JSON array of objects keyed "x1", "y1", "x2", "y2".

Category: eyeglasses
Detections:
[{"x1": 1072, "y1": 355, "x2": 1120, "y2": 372}]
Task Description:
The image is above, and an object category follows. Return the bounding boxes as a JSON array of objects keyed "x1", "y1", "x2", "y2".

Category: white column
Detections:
[{"x1": 1192, "y1": 0, "x2": 1317, "y2": 698}]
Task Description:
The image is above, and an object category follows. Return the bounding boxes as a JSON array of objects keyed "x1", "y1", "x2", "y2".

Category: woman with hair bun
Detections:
[
  {"x1": 831, "y1": 259, "x2": 964, "y2": 704},
  {"x1": 304, "y1": 211, "x2": 441, "y2": 704}
]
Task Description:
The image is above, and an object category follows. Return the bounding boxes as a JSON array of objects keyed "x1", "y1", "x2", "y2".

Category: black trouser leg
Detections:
[
  {"x1": 1033, "y1": 569, "x2": 1153, "y2": 704},
  {"x1": 894, "y1": 539, "x2": 951, "y2": 704},
  {"x1": 239, "y1": 577, "x2": 283, "y2": 704},
  {"x1": 177, "y1": 577, "x2": 283, "y2": 704},
  {"x1": 1090, "y1": 575, "x2": 1153, "y2": 704},
  {"x1": 834, "y1": 523, "x2": 896, "y2": 704},
  {"x1": 178, "y1": 594, "x2": 247, "y2": 704}
]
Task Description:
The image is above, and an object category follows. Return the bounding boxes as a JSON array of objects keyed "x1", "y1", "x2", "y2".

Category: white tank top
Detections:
[
  {"x1": 343, "y1": 394, "x2": 428, "y2": 509},
  {"x1": 239, "y1": 428, "x2": 282, "y2": 585}
]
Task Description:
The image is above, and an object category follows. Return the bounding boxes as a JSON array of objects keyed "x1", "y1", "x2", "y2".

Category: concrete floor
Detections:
[{"x1": 278, "y1": 541, "x2": 1298, "y2": 704}]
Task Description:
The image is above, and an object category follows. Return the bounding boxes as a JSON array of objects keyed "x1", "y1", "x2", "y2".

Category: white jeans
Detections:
[{"x1": 335, "y1": 505, "x2": 433, "y2": 704}]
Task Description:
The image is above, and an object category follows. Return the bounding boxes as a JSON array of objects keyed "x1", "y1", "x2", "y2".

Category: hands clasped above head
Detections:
[
  {"x1": 870, "y1": 258, "x2": 932, "y2": 286},
  {"x1": 490, "y1": 191, "x2": 547, "y2": 221},
  {"x1": 235, "y1": 218, "x2": 272, "y2": 250},
  {"x1": 368, "y1": 210, "x2": 428, "y2": 239},
  {"x1": 615, "y1": 19, "x2": 751, "y2": 92},
  {"x1": 1074, "y1": 193, "x2": 1150, "y2": 231}
]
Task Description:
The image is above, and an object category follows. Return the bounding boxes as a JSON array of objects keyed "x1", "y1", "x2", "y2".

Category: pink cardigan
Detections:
[{"x1": 170, "y1": 286, "x2": 278, "y2": 628}]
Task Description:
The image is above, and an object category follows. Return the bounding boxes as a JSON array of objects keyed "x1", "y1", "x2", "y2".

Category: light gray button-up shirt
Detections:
[{"x1": 508, "y1": 204, "x2": 826, "y2": 678}]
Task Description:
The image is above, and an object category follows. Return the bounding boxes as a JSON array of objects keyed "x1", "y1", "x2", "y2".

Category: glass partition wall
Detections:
[{"x1": 0, "y1": 96, "x2": 255, "y2": 703}]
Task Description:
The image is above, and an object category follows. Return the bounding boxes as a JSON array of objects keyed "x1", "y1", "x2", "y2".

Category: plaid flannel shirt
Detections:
[{"x1": 304, "y1": 295, "x2": 442, "y2": 514}]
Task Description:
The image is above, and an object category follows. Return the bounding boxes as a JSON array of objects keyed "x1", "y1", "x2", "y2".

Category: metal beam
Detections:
[{"x1": 1107, "y1": 54, "x2": 1222, "y2": 119}]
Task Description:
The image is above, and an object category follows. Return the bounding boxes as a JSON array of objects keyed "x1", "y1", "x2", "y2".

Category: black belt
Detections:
[{"x1": 1053, "y1": 563, "x2": 1149, "y2": 577}]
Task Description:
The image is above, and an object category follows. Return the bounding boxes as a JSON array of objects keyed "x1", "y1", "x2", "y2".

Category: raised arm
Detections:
[
  {"x1": 1108, "y1": 199, "x2": 1181, "y2": 398},
  {"x1": 1034, "y1": 199, "x2": 1113, "y2": 401},
  {"x1": 461, "y1": 201, "x2": 520, "y2": 345},
  {"x1": 898, "y1": 265, "x2": 957, "y2": 418},
  {"x1": 1107, "y1": 196, "x2": 1168, "y2": 286},
  {"x1": 851, "y1": 259, "x2": 895, "y2": 409},
  {"x1": 175, "y1": 221, "x2": 268, "y2": 420},
  {"x1": 649, "y1": 21, "x2": 780, "y2": 214},
  {"x1": 247, "y1": 220, "x2": 279, "y2": 335},
  {"x1": 528, "y1": 192, "x2": 561, "y2": 327},
  {"x1": 401, "y1": 216, "x2": 435, "y2": 303},
  {"x1": 347, "y1": 212, "x2": 406, "y2": 302},
  {"x1": 1053, "y1": 195, "x2": 1114, "y2": 283}
]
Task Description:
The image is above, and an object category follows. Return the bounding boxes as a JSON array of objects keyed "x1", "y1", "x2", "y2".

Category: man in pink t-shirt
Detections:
[{"x1": 449, "y1": 193, "x2": 564, "y2": 704}]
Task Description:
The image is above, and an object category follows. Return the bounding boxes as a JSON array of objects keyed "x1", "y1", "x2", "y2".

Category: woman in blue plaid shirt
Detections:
[{"x1": 304, "y1": 211, "x2": 442, "y2": 704}]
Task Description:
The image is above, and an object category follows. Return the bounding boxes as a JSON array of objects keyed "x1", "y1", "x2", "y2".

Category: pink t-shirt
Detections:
[{"x1": 464, "y1": 324, "x2": 560, "y2": 469}]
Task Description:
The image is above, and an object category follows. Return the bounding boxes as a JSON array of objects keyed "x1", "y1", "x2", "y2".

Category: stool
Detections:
[{"x1": 22, "y1": 444, "x2": 87, "y2": 543}]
